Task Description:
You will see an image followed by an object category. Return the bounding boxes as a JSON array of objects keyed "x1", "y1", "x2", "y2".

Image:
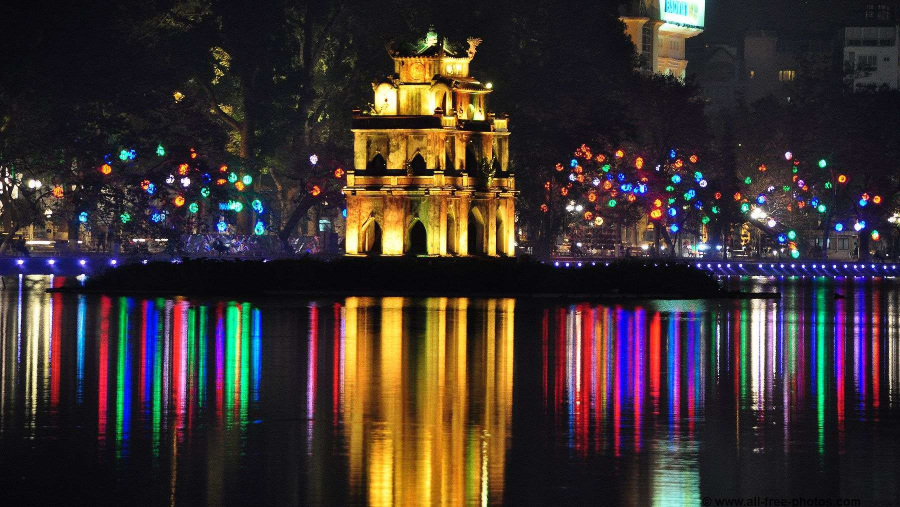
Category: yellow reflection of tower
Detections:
[{"x1": 342, "y1": 297, "x2": 513, "y2": 506}]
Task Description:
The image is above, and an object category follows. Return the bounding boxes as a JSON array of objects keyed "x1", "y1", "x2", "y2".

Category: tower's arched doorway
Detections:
[
  {"x1": 360, "y1": 220, "x2": 382, "y2": 255},
  {"x1": 447, "y1": 214, "x2": 457, "y2": 255},
  {"x1": 468, "y1": 208, "x2": 485, "y2": 255},
  {"x1": 367, "y1": 153, "x2": 387, "y2": 174},
  {"x1": 496, "y1": 212, "x2": 507, "y2": 256},
  {"x1": 407, "y1": 220, "x2": 428, "y2": 255}
]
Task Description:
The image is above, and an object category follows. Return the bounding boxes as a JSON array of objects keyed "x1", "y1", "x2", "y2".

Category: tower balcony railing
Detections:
[{"x1": 346, "y1": 170, "x2": 514, "y2": 192}]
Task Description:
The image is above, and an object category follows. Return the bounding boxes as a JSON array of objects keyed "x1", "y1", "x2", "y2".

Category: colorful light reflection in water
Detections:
[{"x1": 0, "y1": 277, "x2": 899, "y2": 505}]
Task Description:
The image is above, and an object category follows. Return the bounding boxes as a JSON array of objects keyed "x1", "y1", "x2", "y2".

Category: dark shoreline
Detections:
[{"x1": 49, "y1": 257, "x2": 758, "y2": 299}]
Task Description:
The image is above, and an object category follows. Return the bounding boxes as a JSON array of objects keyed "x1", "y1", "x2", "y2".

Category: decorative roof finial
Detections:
[
  {"x1": 425, "y1": 26, "x2": 438, "y2": 47},
  {"x1": 466, "y1": 37, "x2": 482, "y2": 58}
]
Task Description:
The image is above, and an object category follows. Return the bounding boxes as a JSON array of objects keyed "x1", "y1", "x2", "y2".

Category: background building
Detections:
[
  {"x1": 744, "y1": 30, "x2": 836, "y2": 103},
  {"x1": 619, "y1": 0, "x2": 706, "y2": 78},
  {"x1": 691, "y1": 44, "x2": 743, "y2": 112},
  {"x1": 843, "y1": 2, "x2": 900, "y2": 90}
]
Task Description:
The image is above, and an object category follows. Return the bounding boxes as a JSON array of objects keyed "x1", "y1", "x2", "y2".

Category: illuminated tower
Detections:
[{"x1": 343, "y1": 29, "x2": 516, "y2": 256}]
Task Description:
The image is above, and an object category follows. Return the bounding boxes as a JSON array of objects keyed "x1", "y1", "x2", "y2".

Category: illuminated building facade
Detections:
[
  {"x1": 343, "y1": 29, "x2": 516, "y2": 256},
  {"x1": 619, "y1": 0, "x2": 705, "y2": 79}
]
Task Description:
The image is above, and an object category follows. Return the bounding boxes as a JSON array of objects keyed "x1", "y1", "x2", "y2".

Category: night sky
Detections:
[{"x1": 698, "y1": 0, "x2": 851, "y2": 43}]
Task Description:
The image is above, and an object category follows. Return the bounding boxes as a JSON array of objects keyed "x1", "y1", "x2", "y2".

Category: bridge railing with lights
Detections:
[{"x1": 548, "y1": 258, "x2": 900, "y2": 277}]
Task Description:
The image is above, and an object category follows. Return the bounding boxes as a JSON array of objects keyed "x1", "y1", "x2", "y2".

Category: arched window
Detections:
[
  {"x1": 465, "y1": 144, "x2": 478, "y2": 174},
  {"x1": 407, "y1": 221, "x2": 428, "y2": 255},
  {"x1": 410, "y1": 153, "x2": 427, "y2": 175},
  {"x1": 468, "y1": 208, "x2": 485, "y2": 255},
  {"x1": 367, "y1": 153, "x2": 387, "y2": 174}
]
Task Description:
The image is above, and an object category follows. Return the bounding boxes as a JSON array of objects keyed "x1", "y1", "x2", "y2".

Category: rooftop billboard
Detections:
[{"x1": 661, "y1": 0, "x2": 705, "y2": 29}]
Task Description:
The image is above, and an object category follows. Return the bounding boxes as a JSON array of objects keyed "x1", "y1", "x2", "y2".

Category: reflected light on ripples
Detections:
[{"x1": 1, "y1": 276, "x2": 900, "y2": 505}]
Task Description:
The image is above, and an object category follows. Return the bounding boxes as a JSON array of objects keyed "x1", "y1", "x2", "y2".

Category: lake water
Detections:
[{"x1": 1, "y1": 275, "x2": 899, "y2": 506}]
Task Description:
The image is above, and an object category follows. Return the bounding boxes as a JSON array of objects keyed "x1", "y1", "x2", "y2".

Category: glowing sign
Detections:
[{"x1": 661, "y1": 0, "x2": 705, "y2": 29}]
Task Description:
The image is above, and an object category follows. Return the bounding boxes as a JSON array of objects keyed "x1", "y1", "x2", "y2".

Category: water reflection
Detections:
[
  {"x1": 0, "y1": 276, "x2": 899, "y2": 504},
  {"x1": 537, "y1": 280, "x2": 900, "y2": 505},
  {"x1": 339, "y1": 298, "x2": 513, "y2": 506}
]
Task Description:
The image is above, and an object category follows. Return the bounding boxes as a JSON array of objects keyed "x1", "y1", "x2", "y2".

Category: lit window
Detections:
[
  {"x1": 641, "y1": 24, "x2": 652, "y2": 55},
  {"x1": 748, "y1": 69, "x2": 755, "y2": 79},
  {"x1": 778, "y1": 69, "x2": 796, "y2": 82}
]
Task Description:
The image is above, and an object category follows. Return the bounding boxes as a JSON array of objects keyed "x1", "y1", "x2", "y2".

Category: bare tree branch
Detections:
[
  {"x1": 199, "y1": 80, "x2": 243, "y2": 132},
  {"x1": 310, "y1": 7, "x2": 344, "y2": 65}
]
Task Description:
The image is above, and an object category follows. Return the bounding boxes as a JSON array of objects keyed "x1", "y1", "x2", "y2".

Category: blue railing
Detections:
[{"x1": 550, "y1": 258, "x2": 899, "y2": 277}]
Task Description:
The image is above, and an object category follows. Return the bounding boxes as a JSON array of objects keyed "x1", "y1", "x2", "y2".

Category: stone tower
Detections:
[{"x1": 343, "y1": 29, "x2": 516, "y2": 256}]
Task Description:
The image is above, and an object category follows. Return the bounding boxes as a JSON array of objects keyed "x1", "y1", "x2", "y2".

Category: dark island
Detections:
[{"x1": 58, "y1": 257, "x2": 735, "y2": 299}]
